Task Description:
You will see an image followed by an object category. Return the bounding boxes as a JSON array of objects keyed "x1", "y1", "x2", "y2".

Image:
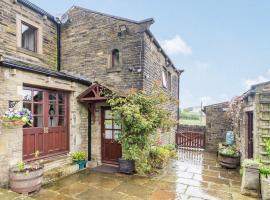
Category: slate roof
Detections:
[{"x1": 0, "y1": 57, "x2": 91, "y2": 86}]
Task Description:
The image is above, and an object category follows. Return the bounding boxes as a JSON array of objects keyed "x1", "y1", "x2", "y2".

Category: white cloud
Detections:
[
  {"x1": 160, "y1": 35, "x2": 192, "y2": 55},
  {"x1": 244, "y1": 75, "x2": 268, "y2": 90}
]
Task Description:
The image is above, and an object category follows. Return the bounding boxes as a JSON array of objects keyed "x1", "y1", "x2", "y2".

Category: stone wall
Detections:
[
  {"x1": 61, "y1": 6, "x2": 147, "y2": 92},
  {"x1": 204, "y1": 102, "x2": 230, "y2": 151},
  {"x1": 0, "y1": 0, "x2": 57, "y2": 69},
  {"x1": 0, "y1": 66, "x2": 88, "y2": 186},
  {"x1": 143, "y1": 33, "x2": 179, "y2": 144}
]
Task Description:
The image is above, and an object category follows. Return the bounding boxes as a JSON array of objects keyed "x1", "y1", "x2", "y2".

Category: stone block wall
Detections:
[
  {"x1": 0, "y1": 66, "x2": 88, "y2": 186},
  {"x1": 143, "y1": 33, "x2": 179, "y2": 144},
  {"x1": 61, "y1": 6, "x2": 147, "y2": 92},
  {"x1": 0, "y1": 0, "x2": 57, "y2": 69},
  {"x1": 204, "y1": 102, "x2": 230, "y2": 151}
]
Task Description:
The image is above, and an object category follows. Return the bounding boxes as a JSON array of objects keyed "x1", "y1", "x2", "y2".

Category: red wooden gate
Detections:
[{"x1": 175, "y1": 131, "x2": 205, "y2": 149}]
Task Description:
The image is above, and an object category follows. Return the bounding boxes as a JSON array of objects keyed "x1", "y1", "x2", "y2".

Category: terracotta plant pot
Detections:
[
  {"x1": 261, "y1": 175, "x2": 270, "y2": 200},
  {"x1": 118, "y1": 158, "x2": 135, "y2": 174},
  {"x1": 9, "y1": 167, "x2": 43, "y2": 194},
  {"x1": 218, "y1": 153, "x2": 240, "y2": 169}
]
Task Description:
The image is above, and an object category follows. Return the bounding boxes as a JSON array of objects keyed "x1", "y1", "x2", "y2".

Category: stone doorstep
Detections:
[
  {"x1": 42, "y1": 154, "x2": 72, "y2": 172},
  {"x1": 42, "y1": 163, "x2": 80, "y2": 185}
]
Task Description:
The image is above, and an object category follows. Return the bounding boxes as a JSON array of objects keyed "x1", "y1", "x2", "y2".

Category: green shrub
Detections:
[
  {"x1": 149, "y1": 145, "x2": 176, "y2": 169},
  {"x1": 71, "y1": 151, "x2": 86, "y2": 161},
  {"x1": 260, "y1": 165, "x2": 270, "y2": 178},
  {"x1": 218, "y1": 144, "x2": 240, "y2": 157}
]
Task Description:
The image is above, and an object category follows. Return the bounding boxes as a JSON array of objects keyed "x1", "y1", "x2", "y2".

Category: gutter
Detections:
[{"x1": 56, "y1": 20, "x2": 61, "y2": 71}]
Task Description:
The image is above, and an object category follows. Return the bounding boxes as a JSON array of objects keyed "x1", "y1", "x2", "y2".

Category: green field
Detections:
[{"x1": 179, "y1": 110, "x2": 206, "y2": 126}]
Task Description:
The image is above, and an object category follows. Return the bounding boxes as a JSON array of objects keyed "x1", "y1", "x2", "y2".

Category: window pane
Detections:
[
  {"x1": 34, "y1": 104, "x2": 43, "y2": 115},
  {"x1": 114, "y1": 130, "x2": 121, "y2": 140},
  {"x1": 49, "y1": 93, "x2": 57, "y2": 102},
  {"x1": 21, "y1": 23, "x2": 36, "y2": 52},
  {"x1": 105, "y1": 130, "x2": 113, "y2": 139},
  {"x1": 104, "y1": 120, "x2": 112, "y2": 129},
  {"x1": 49, "y1": 104, "x2": 57, "y2": 115},
  {"x1": 49, "y1": 116, "x2": 58, "y2": 127},
  {"x1": 162, "y1": 70, "x2": 168, "y2": 88},
  {"x1": 114, "y1": 122, "x2": 121, "y2": 129},
  {"x1": 58, "y1": 116, "x2": 65, "y2": 126},
  {"x1": 33, "y1": 91, "x2": 43, "y2": 102},
  {"x1": 23, "y1": 89, "x2": 32, "y2": 101},
  {"x1": 23, "y1": 103, "x2": 32, "y2": 112},
  {"x1": 59, "y1": 105, "x2": 65, "y2": 115},
  {"x1": 58, "y1": 94, "x2": 65, "y2": 104},
  {"x1": 105, "y1": 110, "x2": 112, "y2": 119},
  {"x1": 33, "y1": 116, "x2": 43, "y2": 127}
]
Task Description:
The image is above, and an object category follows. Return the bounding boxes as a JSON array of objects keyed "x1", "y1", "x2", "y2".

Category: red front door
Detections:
[
  {"x1": 101, "y1": 107, "x2": 122, "y2": 164},
  {"x1": 22, "y1": 87, "x2": 69, "y2": 161}
]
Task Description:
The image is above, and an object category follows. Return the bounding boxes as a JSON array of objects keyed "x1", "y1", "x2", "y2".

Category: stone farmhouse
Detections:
[{"x1": 0, "y1": 0, "x2": 182, "y2": 185}]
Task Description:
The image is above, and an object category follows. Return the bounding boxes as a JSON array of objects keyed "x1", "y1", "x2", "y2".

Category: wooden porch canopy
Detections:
[{"x1": 78, "y1": 83, "x2": 110, "y2": 102}]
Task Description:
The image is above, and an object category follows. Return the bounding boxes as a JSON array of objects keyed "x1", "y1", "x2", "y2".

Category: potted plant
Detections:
[
  {"x1": 10, "y1": 151, "x2": 43, "y2": 194},
  {"x1": 71, "y1": 151, "x2": 87, "y2": 170},
  {"x1": 218, "y1": 143, "x2": 240, "y2": 169},
  {"x1": 0, "y1": 108, "x2": 32, "y2": 128},
  {"x1": 240, "y1": 159, "x2": 261, "y2": 197},
  {"x1": 260, "y1": 165, "x2": 270, "y2": 200}
]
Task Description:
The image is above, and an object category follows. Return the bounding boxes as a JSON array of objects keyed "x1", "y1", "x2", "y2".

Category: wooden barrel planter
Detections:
[
  {"x1": 10, "y1": 167, "x2": 43, "y2": 194},
  {"x1": 218, "y1": 153, "x2": 240, "y2": 169}
]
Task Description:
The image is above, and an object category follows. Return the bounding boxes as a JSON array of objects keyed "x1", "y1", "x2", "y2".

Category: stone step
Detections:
[
  {"x1": 43, "y1": 154, "x2": 72, "y2": 172},
  {"x1": 260, "y1": 151, "x2": 269, "y2": 156},
  {"x1": 261, "y1": 160, "x2": 270, "y2": 165},
  {"x1": 260, "y1": 134, "x2": 270, "y2": 138},
  {"x1": 42, "y1": 163, "x2": 80, "y2": 185}
]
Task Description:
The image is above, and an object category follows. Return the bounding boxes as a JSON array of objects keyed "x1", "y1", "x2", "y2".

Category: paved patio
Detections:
[{"x1": 32, "y1": 149, "x2": 260, "y2": 200}]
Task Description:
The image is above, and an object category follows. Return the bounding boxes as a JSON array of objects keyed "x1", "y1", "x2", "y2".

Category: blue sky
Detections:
[{"x1": 31, "y1": 0, "x2": 270, "y2": 108}]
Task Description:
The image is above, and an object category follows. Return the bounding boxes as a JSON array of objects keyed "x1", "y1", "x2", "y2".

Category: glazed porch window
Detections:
[
  {"x1": 21, "y1": 22, "x2": 37, "y2": 52},
  {"x1": 112, "y1": 49, "x2": 120, "y2": 68}
]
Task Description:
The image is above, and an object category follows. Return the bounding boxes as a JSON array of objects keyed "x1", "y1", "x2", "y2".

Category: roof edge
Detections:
[
  {"x1": 0, "y1": 56, "x2": 91, "y2": 86},
  {"x1": 71, "y1": 6, "x2": 154, "y2": 25},
  {"x1": 17, "y1": 0, "x2": 57, "y2": 23}
]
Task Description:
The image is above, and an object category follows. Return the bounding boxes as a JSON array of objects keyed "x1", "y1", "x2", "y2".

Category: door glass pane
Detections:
[
  {"x1": 23, "y1": 103, "x2": 32, "y2": 112},
  {"x1": 105, "y1": 110, "x2": 112, "y2": 119},
  {"x1": 49, "y1": 116, "x2": 58, "y2": 127},
  {"x1": 105, "y1": 130, "x2": 113, "y2": 139},
  {"x1": 114, "y1": 122, "x2": 121, "y2": 129},
  {"x1": 23, "y1": 89, "x2": 32, "y2": 101},
  {"x1": 59, "y1": 105, "x2": 65, "y2": 115},
  {"x1": 58, "y1": 116, "x2": 65, "y2": 126},
  {"x1": 49, "y1": 104, "x2": 57, "y2": 115},
  {"x1": 49, "y1": 93, "x2": 56, "y2": 102},
  {"x1": 104, "y1": 120, "x2": 112, "y2": 129},
  {"x1": 114, "y1": 130, "x2": 121, "y2": 140},
  {"x1": 33, "y1": 91, "x2": 43, "y2": 102},
  {"x1": 58, "y1": 94, "x2": 65, "y2": 104},
  {"x1": 34, "y1": 104, "x2": 43, "y2": 115},
  {"x1": 33, "y1": 116, "x2": 43, "y2": 127}
]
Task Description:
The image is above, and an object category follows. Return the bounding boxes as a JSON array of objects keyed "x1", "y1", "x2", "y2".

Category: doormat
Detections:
[{"x1": 92, "y1": 164, "x2": 119, "y2": 173}]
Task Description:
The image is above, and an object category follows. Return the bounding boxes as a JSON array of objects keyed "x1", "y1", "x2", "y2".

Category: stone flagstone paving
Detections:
[{"x1": 32, "y1": 149, "x2": 261, "y2": 200}]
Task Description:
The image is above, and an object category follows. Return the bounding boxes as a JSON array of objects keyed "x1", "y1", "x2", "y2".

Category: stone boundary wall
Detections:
[{"x1": 177, "y1": 124, "x2": 206, "y2": 133}]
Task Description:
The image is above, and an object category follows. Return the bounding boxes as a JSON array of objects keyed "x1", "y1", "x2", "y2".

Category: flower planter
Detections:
[
  {"x1": 0, "y1": 120, "x2": 25, "y2": 128},
  {"x1": 218, "y1": 153, "x2": 240, "y2": 169},
  {"x1": 118, "y1": 158, "x2": 135, "y2": 174},
  {"x1": 10, "y1": 167, "x2": 43, "y2": 194},
  {"x1": 75, "y1": 160, "x2": 87, "y2": 170},
  {"x1": 261, "y1": 175, "x2": 270, "y2": 200},
  {"x1": 241, "y1": 165, "x2": 260, "y2": 197}
]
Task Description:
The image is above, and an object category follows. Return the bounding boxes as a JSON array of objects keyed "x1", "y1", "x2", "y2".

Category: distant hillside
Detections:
[{"x1": 179, "y1": 107, "x2": 205, "y2": 126}]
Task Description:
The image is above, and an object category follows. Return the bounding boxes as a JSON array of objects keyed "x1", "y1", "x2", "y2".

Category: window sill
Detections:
[
  {"x1": 106, "y1": 67, "x2": 122, "y2": 73},
  {"x1": 17, "y1": 47, "x2": 41, "y2": 58}
]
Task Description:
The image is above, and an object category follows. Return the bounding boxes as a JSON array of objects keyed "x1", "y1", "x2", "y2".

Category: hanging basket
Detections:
[{"x1": 0, "y1": 119, "x2": 25, "y2": 128}]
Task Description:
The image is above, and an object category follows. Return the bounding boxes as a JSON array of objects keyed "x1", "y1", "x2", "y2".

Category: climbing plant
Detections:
[{"x1": 107, "y1": 85, "x2": 177, "y2": 174}]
